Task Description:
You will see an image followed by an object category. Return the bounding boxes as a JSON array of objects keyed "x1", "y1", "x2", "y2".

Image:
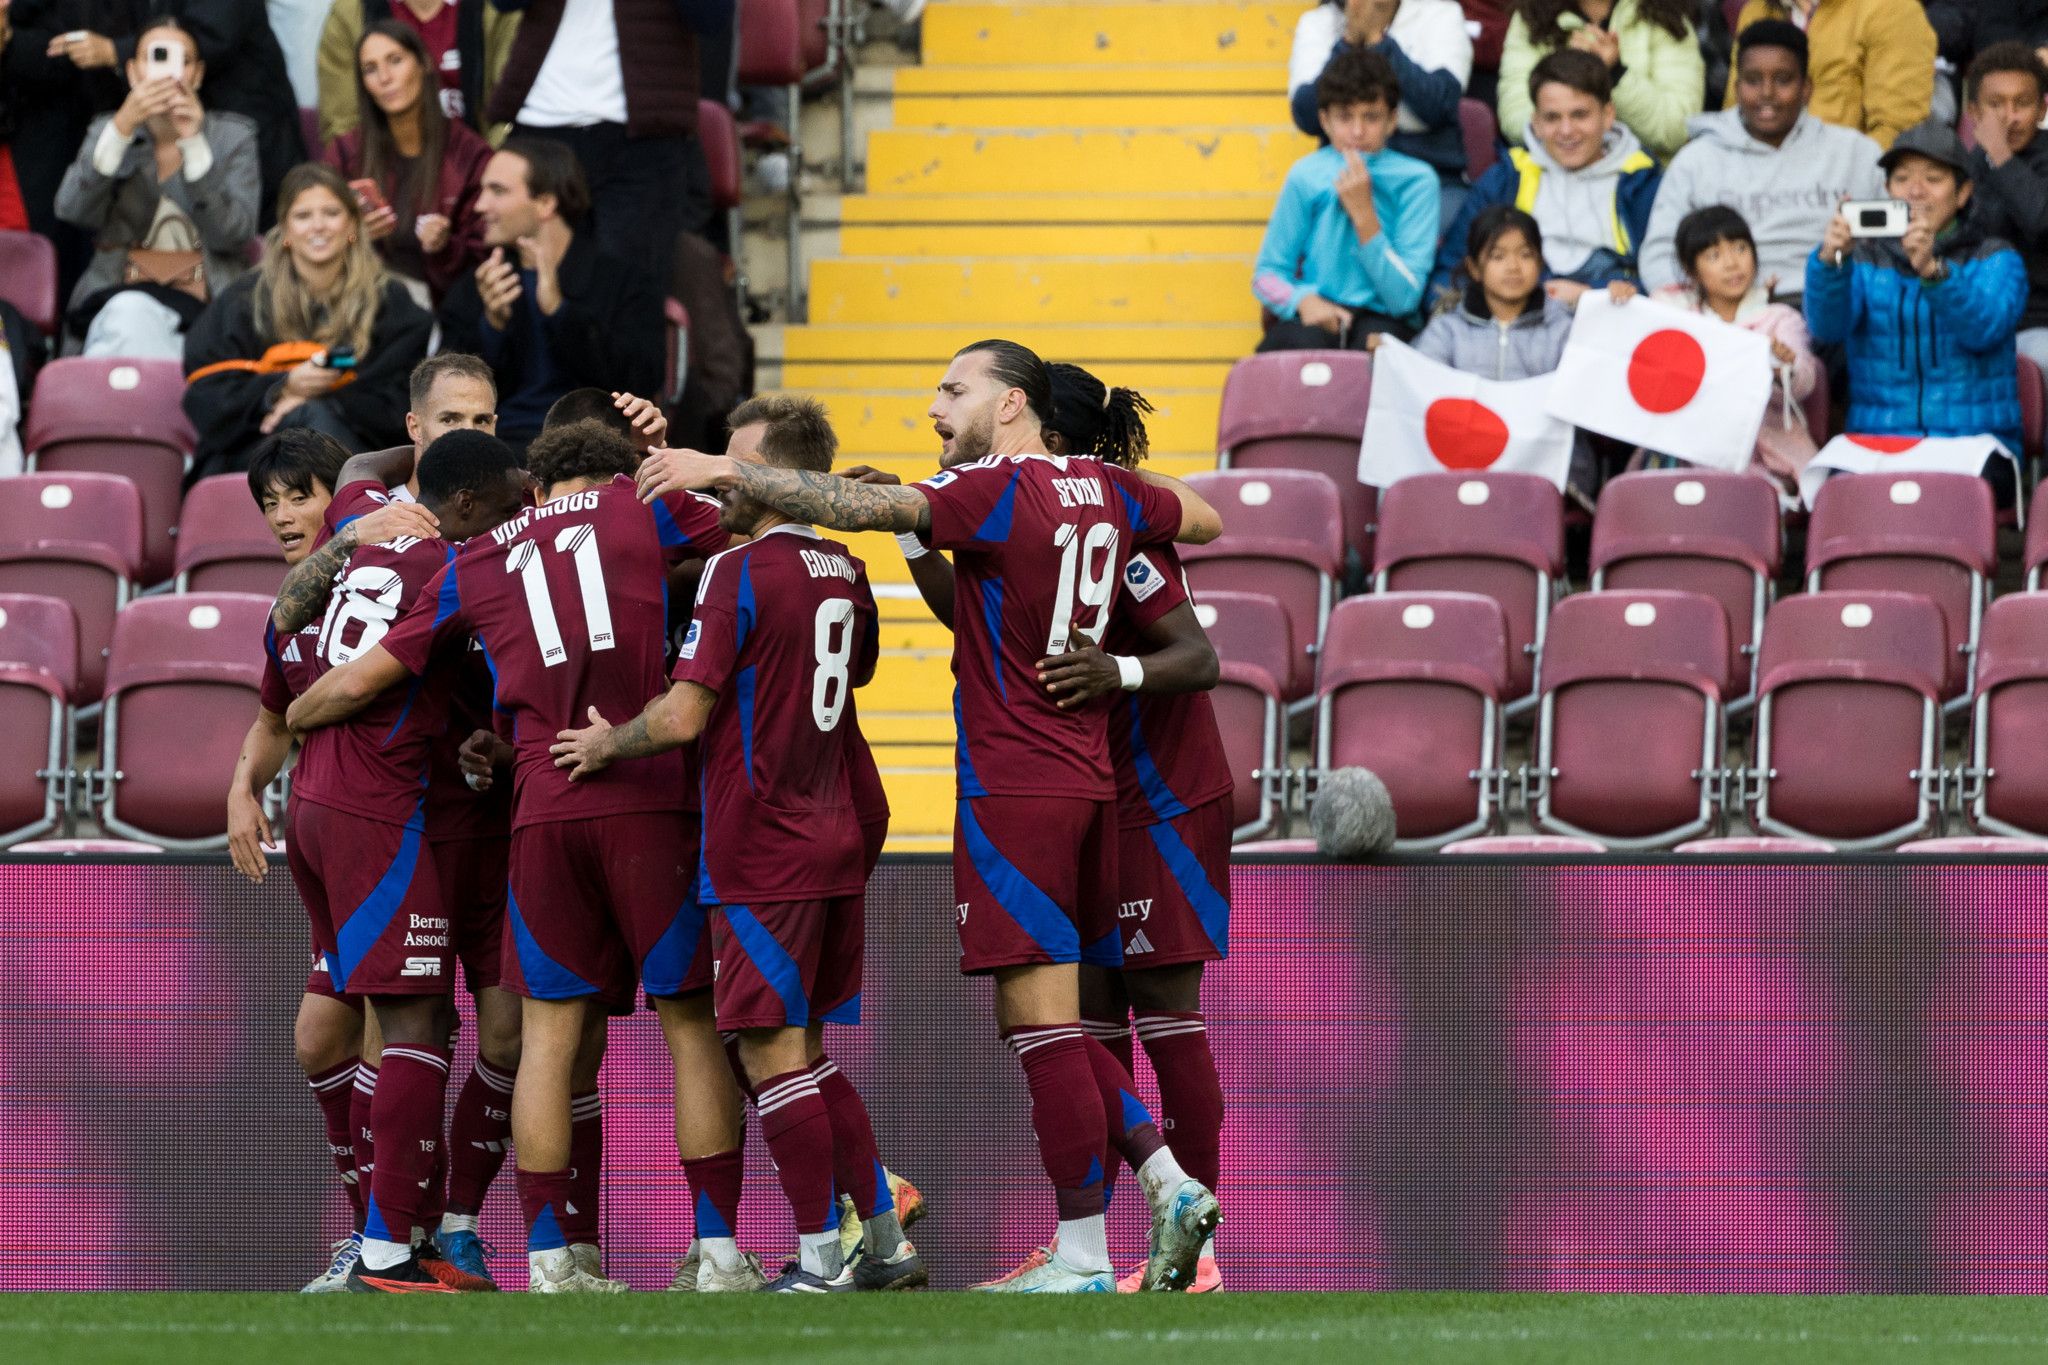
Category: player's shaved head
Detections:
[
  {"x1": 726, "y1": 394, "x2": 837, "y2": 474},
  {"x1": 543, "y1": 387, "x2": 635, "y2": 437},
  {"x1": 416, "y1": 430, "x2": 529, "y2": 541},
  {"x1": 526, "y1": 418, "x2": 638, "y2": 490},
  {"x1": 930, "y1": 339, "x2": 1050, "y2": 468}
]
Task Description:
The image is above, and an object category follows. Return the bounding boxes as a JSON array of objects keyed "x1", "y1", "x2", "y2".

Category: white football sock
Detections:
[
  {"x1": 1055, "y1": 1215, "x2": 1110, "y2": 1273},
  {"x1": 1137, "y1": 1146, "x2": 1193, "y2": 1210},
  {"x1": 359, "y1": 1234, "x2": 411, "y2": 1272},
  {"x1": 798, "y1": 1228, "x2": 843, "y2": 1278},
  {"x1": 701, "y1": 1235, "x2": 743, "y2": 1272},
  {"x1": 439, "y1": 1212, "x2": 478, "y2": 1236}
]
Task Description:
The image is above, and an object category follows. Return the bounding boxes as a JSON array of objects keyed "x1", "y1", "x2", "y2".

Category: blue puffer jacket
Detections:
[{"x1": 1803, "y1": 223, "x2": 2028, "y2": 454}]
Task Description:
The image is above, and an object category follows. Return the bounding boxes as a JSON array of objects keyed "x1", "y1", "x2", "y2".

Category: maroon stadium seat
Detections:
[
  {"x1": 0, "y1": 594, "x2": 78, "y2": 846},
  {"x1": 1591, "y1": 469, "x2": 1780, "y2": 707},
  {"x1": 1192, "y1": 589, "x2": 1294, "y2": 839},
  {"x1": 1675, "y1": 836, "x2": 1835, "y2": 853},
  {"x1": 1216, "y1": 350, "x2": 1374, "y2": 563},
  {"x1": 2020, "y1": 355, "x2": 2045, "y2": 461},
  {"x1": 1962, "y1": 594, "x2": 2048, "y2": 841},
  {"x1": 1373, "y1": 472, "x2": 1564, "y2": 710},
  {"x1": 1897, "y1": 836, "x2": 2046, "y2": 852},
  {"x1": 95, "y1": 593, "x2": 272, "y2": 846},
  {"x1": 1804, "y1": 471, "x2": 1995, "y2": 706},
  {"x1": 0, "y1": 229, "x2": 60, "y2": 336},
  {"x1": 1458, "y1": 98, "x2": 1500, "y2": 180},
  {"x1": 1182, "y1": 469, "x2": 1344, "y2": 705},
  {"x1": 2026, "y1": 479, "x2": 2048, "y2": 590},
  {"x1": 24, "y1": 357, "x2": 197, "y2": 584},
  {"x1": 699, "y1": 99, "x2": 742, "y2": 213},
  {"x1": 1442, "y1": 835, "x2": 1603, "y2": 853},
  {"x1": 1316, "y1": 592, "x2": 1510, "y2": 849},
  {"x1": 1530, "y1": 590, "x2": 1730, "y2": 848},
  {"x1": 0, "y1": 472, "x2": 144, "y2": 700},
  {"x1": 738, "y1": 0, "x2": 807, "y2": 317},
  {"x1": 1746, "y1": 592, "x2": 1947, "y2": 848},
  {"x1": 174, "y1": 475, "x2": 286, "y2": 596},
  {"x1": 1801, "y1": 363, "x2": 1832, "y2": 447}
]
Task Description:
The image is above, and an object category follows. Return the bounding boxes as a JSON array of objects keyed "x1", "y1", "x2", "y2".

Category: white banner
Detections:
[
  {"x1": 1801, "y1": 433, "x2": 2017, "y2": 518},
  {"x1": 0, "y1": 331, "x2": 19, "y2": 478},
  {"x1": 1359, "y1": 338, "x2": 1575, "y2": 491}
]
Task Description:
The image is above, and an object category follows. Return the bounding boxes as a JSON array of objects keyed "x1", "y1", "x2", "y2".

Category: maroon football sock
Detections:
[
  {"x1": 307, "y1": 1057, "x2": 363, "y2": 1226},
  {"x1": 811, "y1": 1055, "x2": 883, "y2": 1219},
  {"x1": 1004, "y1": 1025, "x2": 1107, "y2": 1221},
  {"x1": 367, "y1": 1045, "x2": 450, "y2": 1246},
  {"x1": 1136, "y1": 1011, "x2": 1223, "y2": 1195},
  {"x1": 515, "y1": 1166, "x2": 574, "y2": 1253},
  {"x1": 682, "y1": 1147, "x2": 745, "y2": 1242},
  {"x1": 561, "y1": 1090, "x2": 603, "y2": 1248},
  {"x1": 756, "y1": 1068, "x2": 839, "y2": 1235},
  {"x1": 350, "y1": 1062, "x2": 379, "y2": 1232},
  {"x1": 445, "y1": 1057, "x2": 515, "y2": 1217},
  {"x1": 1083, "y1": 1017, "x2": 1133, "y2": 1209},
  {"x1": 1081, "y1": 1033, "x2": 1166, "y2": 1171}
]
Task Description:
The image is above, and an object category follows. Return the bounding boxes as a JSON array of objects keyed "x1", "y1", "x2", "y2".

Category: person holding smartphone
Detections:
[
  {"x1": 183, "y1": 162, "x2": 432, "y2": 482},
  {"x1": 53, "y1": 17, "x2": 260, "y2": 358},
  {"x1": 322, "y1": 20, "x2": 492, "y2": 303}
]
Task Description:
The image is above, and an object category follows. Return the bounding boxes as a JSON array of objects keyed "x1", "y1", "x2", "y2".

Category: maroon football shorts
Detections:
[
  {"x1": 1115, "y1": 796, "x2": 1232, "y2": 967},
  {"x1": 504, "y1": 811, "x2": 704, "y2": 1004},
  {"x1": 433, "y1": 834, "x2": 510, "y2": 993},
  {"x1": 951, "y1": 795, "x2": 1120, "y2": 975},
  {"x1": 708, "y1": 895, "x2": 863, "y2": 1030},
  {"x1": 287, "y1": 797, "x2": 449, "y2": 997},
  {"x1": 302, "y1": 945, "x2": 361, "y2": 1003}
]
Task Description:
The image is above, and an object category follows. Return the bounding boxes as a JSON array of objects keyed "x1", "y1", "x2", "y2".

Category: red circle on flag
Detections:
[
  {"x1": 1626, "y1": 329, "x2": 1708, "y2": 414},
  {"x1": 1846, "y1": 434, "x2": 1919, "y2": 453},
  {"x1": 1423, "y1": 398, "x2": 1509, "y2": 469}
]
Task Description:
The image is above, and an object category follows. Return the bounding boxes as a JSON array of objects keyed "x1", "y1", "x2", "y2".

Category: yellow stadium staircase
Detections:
[{"x1": 756, "y1": 0, "x2": 1311, "y2": 850}]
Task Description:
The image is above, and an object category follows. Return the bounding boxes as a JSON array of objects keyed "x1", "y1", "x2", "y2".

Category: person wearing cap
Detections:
[{"x1": 1805, "y1": 118, "x2": 2027, "y2": 482}]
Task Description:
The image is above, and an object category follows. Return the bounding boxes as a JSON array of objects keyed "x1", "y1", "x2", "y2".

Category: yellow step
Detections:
[
  {"x1": 787, "y1": 358, "x2": 1233, "y2": 392},
  {"x1": 839, "y1": 222, "x2": 1266, "y2": 259},
  {"x1": 777, "y1": 322, "x2": 1263, "y2": 364},
  {"x1": 892, "y1": 64, "x2": 1287, "y2": 97},
  {"x1": 865, "y1": 128, "x2": 1309, "y2": 196},
  {"x1": 893, "y1": 92, "x2": 1285, "y2": 130},
  {"x1": 808, "y1": 257, "x2": 1255, "y2": 326},
  {"x1": 874, "y1": 649, "x2": 960, "y2": 710},
  {"x1": 810, "y1": 387, "x2": 1222, "y2": 456},
  {"x1": 875, "y1": 766, "x2": 958, "y2": 835},
  {"x1": 881, "y1": 833, "x2": 952, "y2": 853},
  {"x1": 839, "y1": 192, "x2": 1274, "y2": 225},
  {"x1": 922, "y1": 2, "x2": 1301, "y2": 68},
  {"x1": 860, "y1": 711, "x2": 957, "y2": 745}
]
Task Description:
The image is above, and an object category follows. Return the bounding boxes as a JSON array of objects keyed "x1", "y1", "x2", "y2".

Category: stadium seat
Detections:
[
  {"x1": 1192, "y1": 591, "x2": 1292, "y2": 841},
  {"x1": 1216, "y1": 350, "x2": 1374, "y2": 565},
  {"x1": 1959, "y1": 594, "x2": 2048, "y2": 841},
  {"x1": 1804, "y1": 471, "x2": 1995, "y2": 706},
  {"x1": 94, "y1": 594, "x2": 272, "y2": 847},
  {"x1": 2020, "y1": 355, "x2": 2045, "y2": 462},
  {"x1": 1745, "y1": 592, "x2": 1947, "y2": 848},
  {"x1": 174, "y1": 475, "x2": 286, "y2": 596},
  {"x1": 738, "y1": 0, "x2": 807, "y2": 318},
  {"x1": 1442, "y1": 835, "x2": 1604, "y2": 853},
  {"x1": 698, "y1": 97, "x2": 746, "y2": 311},
  {"x1": 1373, "y1": 472, "x2": 1564, "y2": 710},
  {"x1": 1897, "y1": 836, "x2": 2046, "y2": 852},
  {"x1": 1528, "y1": 590, "x2": 1730, "y2": 848},
  {"x1": 0, "y1": 473, "x2": 144, "y2": 700},
  {"x1": 9, "y1": 836, "x2": 164, "y2": 853},
  {"x1": 0, "y1": 229, "x2": 59, "y2": 336},
  {"x1": 1458, "y1": 98, "x2": 1500, "y2": 180},
  {"x1": 0, "y1": 594, "x2": 78, "y2": 847},
  {"x1": 1674, "y1": 836, "x2": 1835, "y2": 853},
  {"x1": 1591, "y1": 470, "x2": 1780, "y2": 708},
  {"x1": 1315, "y1": 592, "x2": 1510, "y2": 850},
  {"x1": 1181, "y1": 469, "x2": 1345, "y2": 705},
  {"x1": 2026, "y1": 479, "x2": 2048, "y2": 590},
  {"x1": 1230, "y1": 838, "x2": 1319, "y2": 854},
  {"x1": 24, "y1": 357, "x2": 198, "y2": 584},
  {"x1": 1801, "y1": 364, "x2": 1832, "y2": 449}
]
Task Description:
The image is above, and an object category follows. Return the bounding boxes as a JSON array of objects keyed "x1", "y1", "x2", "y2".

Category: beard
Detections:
[{"x1": 944, "y1": 406, "x2": 997, "y2": 467}]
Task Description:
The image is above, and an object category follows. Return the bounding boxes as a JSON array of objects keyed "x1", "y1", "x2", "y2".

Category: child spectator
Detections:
[
  {"x1": 1963, "y1": 41, "x2": 2048, "y2": 379},
  {"x1": 1652, "y1": 205, "x2": 1819, "y2": 488},
  {"x1": 1726, "y1": 0, "x2": 1936, "y2": 149},
  {"x1": 1432, "y1": 49, "x2": 1660, "y2": 305},
  {"x1": 1806, "y1": 121, "x2": 2026, "y2": 476},
  {"x1": 1254, "y1": 47, "x2": 1440, "y2": 351},
  {"x1": 1498, "y1": 0, "x2": 1705, "y2": 161}
]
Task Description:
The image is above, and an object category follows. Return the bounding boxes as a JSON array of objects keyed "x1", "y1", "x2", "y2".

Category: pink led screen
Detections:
[{"x1": 0, "y1": 855, "x2": 2043, "y2": 1291}]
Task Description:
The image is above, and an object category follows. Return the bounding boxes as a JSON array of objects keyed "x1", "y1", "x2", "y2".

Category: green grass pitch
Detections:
[{"x1": 8, "y1": 1293, "x2": 2048, "y2": 1364}]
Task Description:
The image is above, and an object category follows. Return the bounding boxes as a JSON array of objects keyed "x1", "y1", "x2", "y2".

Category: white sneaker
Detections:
[
  {"x1": 698, "y1": 1251, "x2": 768, "y2": 1292},
  {"x1": 1142, "y1": 1179, "x2": 1222, "y2": 1292},
  {"x1": 301, "y1": 1232, "x2": 360, "y2": 1293},
  {"x1": 528, "y1": 1245, "x2": 627, "y2": 1294},
  {"x1": 969, "y1": 1246, "x2": 1113, "y2": 1294},
  {"x1": 569, "y1": 1242, "x2": 602, "y2": 1278},
  {"x1": 666, "y1": 1248, "x2": 699, "y2": 1292}
]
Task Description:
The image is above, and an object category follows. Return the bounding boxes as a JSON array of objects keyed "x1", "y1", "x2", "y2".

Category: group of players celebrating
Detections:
[{"x1": 229, "y1": 337, "x2": 1236, "y2": 1295}]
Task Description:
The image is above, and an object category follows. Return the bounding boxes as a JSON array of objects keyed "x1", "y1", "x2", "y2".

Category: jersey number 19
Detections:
[{"x1": 1045, "y1": 522, "x2": 1119, "y2": 655}]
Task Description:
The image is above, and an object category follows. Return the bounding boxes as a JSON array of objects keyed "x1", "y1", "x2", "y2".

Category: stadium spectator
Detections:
[
  {"x1": 183, "y1": 163, "x2": 433, "y2": 482},
  {"x1": 317, "y1": 0, "x2": 520, "y2": 145},
  {"x1": 436, "y1": 137, "x2": 663, "y2": 448},
  {"x1": 1725, "y1": 0, "x2": 1936, "y2": 148},
  {"x1": 54, "y1": 18, "x2": 258, "y2": 359},
  {"x1": 135, "y1": 0, "x2": 307, "y2": 224},
  {"x1": 1462, "y1": 0, "x2": 1512, "y2": 104},
  {"x1": 1287, "y1": 0, "x2": 1476, "y2": 226},
  {"x1": 1963, "y1": 42, "x2": 2048, "y2": 380},
  {"x1": 485, "y1": 0, "x2": 732, "y2": 267},
  {"x1": 1651, "y1": 204, "x2": 1819, "y2": 484},
  {"x1": 1431, "y1": 49, "x2": 1660, "y2": 305},
  {"x1": 1805, "y1": 120, "x2": 2026, "y2": 473},
  {"x1": 1254, "y1": 48, "x2": 1440, "y2": 351},
  {"x1": 1498, "y1": 0, "x2": 1705, "y2": 162},
  {"x1": 1923, "y1": 0, "x2": 2048, "y2": 72},
  {"x1": 322, "y1": 21, "x2": 493, "y2": 304},
  {"x1": 1640, "y1": 20, "x2": 1883, "y2": 292}
]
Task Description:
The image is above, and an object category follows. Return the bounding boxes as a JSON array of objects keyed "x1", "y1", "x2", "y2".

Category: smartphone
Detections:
[
  {"x1": 142, "y1": 40, "x2": 186, "y2": 85},
  {"x1": 348, "y1": 178, "x2": 388, "y2": 216},
  {"x1": 314, "y1": 345, "x2": 359, "y2": 371},
  {"x1": 1842, "y1": 198, "x2": 1910, "y2": 239}
]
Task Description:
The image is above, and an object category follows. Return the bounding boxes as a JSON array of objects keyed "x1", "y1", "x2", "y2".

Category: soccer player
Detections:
[
  {"x1": 635, "y1": 339, "x2": 1226, "y2": 1293},
  {"x1": 551, "y1": 395, "x2": 925, "y2": 1293},
  {"x1": 288, "y1": 420, "x2": 735, "y2": 1294},
  {"x1": 226, "y1": 430, "x2": 436, "y2": 1292}
]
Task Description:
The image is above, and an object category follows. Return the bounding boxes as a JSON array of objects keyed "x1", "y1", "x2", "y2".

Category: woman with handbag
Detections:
[
  {"x1": 54, "y1": 18, "x2": 260, "y2": 358},
  {"x1": 182, "y1": 161, "x2": 431, "y2": 482}
]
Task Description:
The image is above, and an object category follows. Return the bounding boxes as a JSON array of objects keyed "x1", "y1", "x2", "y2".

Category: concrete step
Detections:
[
  {"x1": 808, "y1": 256, "x2": 1255, "y2": 325},
  {"x1": 922, "y1": 1, "x2": 1302, "y2": 68},
  {"x1": 865, "y1": 127, "x2": 1310, "y2": 195}
]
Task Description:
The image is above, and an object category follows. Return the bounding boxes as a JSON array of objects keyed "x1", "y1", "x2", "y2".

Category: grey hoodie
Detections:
[
  {"x1": 1640, "y1": 108, "x2": 1884, "y2": 293},
  {"x1": 1412, "y1": 292, "x2": 1574, "y2": 379},
  {"x1": 1525, "y1": 124, "x2": 1650, "y2": 277}
]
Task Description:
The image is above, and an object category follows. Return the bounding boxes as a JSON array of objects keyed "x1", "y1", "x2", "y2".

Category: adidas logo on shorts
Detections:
[{"x1": 1127, "y1": 930, "x2": 1155, "y2": 956}]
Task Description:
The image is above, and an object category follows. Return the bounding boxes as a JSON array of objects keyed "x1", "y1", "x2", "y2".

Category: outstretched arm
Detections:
[
  {"x1": 845, "y1": 465, "x2": 955, "y2": 627},
  {"x1": 550, "y1": 682, "x2": 719, "y2": 779},
  {"x1": 270, "y1": 500, "x2": 441, "y2": 633},
  {"x1": 286, "y1": 645, "x2": 414, "y2": 733},
  {"x1": 337, "y1": 446, "x2": 418, "y2": 492},
  {"x1": 638, "y1": 450, "x2": 932, "y2": 533},
  {"x1": 1133, "y1": 469, "x2": 1224, "y2": 545}
]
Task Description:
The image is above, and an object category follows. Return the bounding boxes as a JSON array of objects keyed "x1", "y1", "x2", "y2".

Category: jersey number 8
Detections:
[
  {"x1": 318, "y1": 565, "x2": 405, "y2": 666},
  {"x1": 812, "y1": 597, "x2": 856, "y2": 732}
]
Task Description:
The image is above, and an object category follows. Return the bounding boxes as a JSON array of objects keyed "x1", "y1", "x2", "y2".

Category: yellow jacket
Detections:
[
  {"x1": 1728, "y1": 0, "x2": 1935, "y2": 149},
  {"x1": 317, "y1": 0, "x2": 520, "y2": 147}
]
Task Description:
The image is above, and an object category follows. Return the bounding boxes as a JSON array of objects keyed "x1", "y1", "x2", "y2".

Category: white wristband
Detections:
[
  {"x1": 1113, "y1": 654, "x2": 1144, "y2": 691},
  {"x1": 895, "y1": 531, "x2": 928, "y2": 560}
]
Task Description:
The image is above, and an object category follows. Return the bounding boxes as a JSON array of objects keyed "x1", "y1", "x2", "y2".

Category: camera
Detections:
[
  {"x1": 1842, "y1": 199, "x2": 1910, "y2": 239},
  {"x1": 142, "y1": 40, "x2": 186, "y2": 84}
]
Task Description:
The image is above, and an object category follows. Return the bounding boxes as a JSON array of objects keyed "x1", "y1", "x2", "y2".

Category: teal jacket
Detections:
[{"x1": 1253, "y1": 144, "x2": 1440, "y2": 323}]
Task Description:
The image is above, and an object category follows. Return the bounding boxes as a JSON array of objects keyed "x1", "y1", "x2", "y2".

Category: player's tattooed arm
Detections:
[
  {"x1": 270, "y1": 500, "x2": 441, "y2": 633},
  {"x1": 551, "y1": 684, "x2": 717, "y2": 780},
  {"x1": 1133, "y1": 468, "x2": 1223, "y2": 546},
  {"x1": 844, "y1": 465, "x2": 956, "y2": 628},
  {"x1": 285, "y1": 645, "x2": 414, "y2": 734},
  {"x1": 637, "y1": 450, "x2": 932, "y2": 533}
]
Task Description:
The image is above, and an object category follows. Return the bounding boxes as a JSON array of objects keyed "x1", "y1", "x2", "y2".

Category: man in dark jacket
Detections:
[
  {"x1": 1965, "y1": 41, "x2": 2048, "y2": 379},
  {"x1": 438, "y1": 136, "x2": 663, "y2": 448}
]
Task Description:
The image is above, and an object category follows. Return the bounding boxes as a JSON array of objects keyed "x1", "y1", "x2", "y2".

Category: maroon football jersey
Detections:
[
  {"x1": 288, "y1": 480, "x2": 457, "y2": 827},
  {"x1": 1103, "y1": 545, "x2": 1234, "y2": 827},
  {"x1": 380, "y1": 477, "x2": 714, "y2": 829},
  {"x1": 260, "y1": 619, "x2": 321, "y2": 714},
  {"x1": 426, "y1": 640, "x2": 514, "y2": 840},
  {"x1": 671, "y1": 524, "x2": 877, "y2": 904},
  {"x1": 913, "y1": 453, "x2": 1182, "y2": 799},
  {"x1": 846, "y1": 699, "x2": 888, "y2": 829}
]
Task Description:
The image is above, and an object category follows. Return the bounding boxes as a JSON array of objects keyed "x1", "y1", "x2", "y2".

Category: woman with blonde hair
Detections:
[{"x1": 183, "y1": 161, "x2": 431, "y2": 481}]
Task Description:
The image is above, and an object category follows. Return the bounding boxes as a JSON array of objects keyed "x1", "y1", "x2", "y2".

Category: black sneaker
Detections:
[{"x1": 346, "y1": 1250, "x2": 459, "y2": 1294}]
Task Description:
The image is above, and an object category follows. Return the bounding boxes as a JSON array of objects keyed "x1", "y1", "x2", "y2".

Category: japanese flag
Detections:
[
  {"x1": 1802, "y1": 433, "x2": 2017, "y2": 516},
  {"x1": 1546, "y1": 292, "x2": 1771, "y2": 472},
  {"x1": 1359, "y1": 338, "x2": 1576, "y2": 491},
  {"x1": 0, "y1": 331, "x2": 19, "y2": 477}
]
